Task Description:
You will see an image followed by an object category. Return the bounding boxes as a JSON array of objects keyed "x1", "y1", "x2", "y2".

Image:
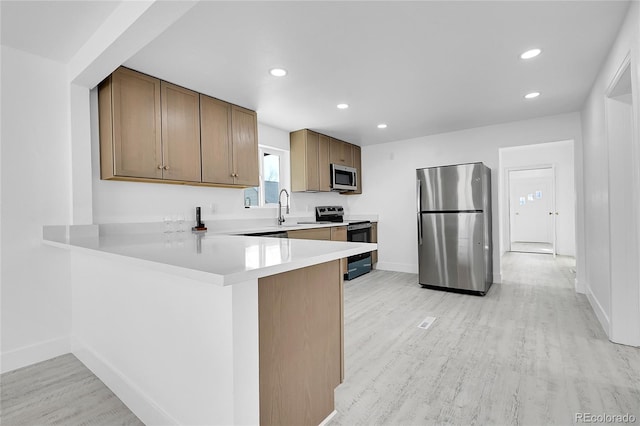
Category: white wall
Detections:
[
  {"x1": 0, "y1": 46, "x2": 73, "y2": 372},
  {"x1": 348, "y1": 112, "x2": 582, "y2": 281},
  {"x1": 499, "y1": 140, "x2": 576, "y2": 256},
  {"x1": 580, "y1": 1, "x2": 640, "y2": 344}
]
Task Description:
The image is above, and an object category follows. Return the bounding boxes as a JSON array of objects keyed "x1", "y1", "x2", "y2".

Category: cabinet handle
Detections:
[
  {"x1": 164, "y1": 165, "x2": 170, "y2": 170},
  {"x1": 157, "y1": 165, "x2": 163, "y2": 170}
]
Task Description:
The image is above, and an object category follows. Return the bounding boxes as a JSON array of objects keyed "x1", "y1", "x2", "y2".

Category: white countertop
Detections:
[{"x1": 43, "y1": 225, "x2": 377, "y2": 286}]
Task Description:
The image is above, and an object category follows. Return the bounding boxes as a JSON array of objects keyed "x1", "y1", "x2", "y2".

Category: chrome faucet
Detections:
[{"x1": 278, "y1": 189, "x2": 290, "y2": 225}]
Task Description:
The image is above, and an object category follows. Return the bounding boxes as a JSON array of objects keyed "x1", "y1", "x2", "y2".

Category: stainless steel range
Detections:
[{"x1": 316, "y1": 206, "x2": 372, "y2": 280}]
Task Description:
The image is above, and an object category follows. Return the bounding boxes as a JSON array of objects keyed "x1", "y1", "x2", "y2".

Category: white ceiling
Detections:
[
  {"x1": 0, "y1": 1, "x2": 120, "y2": 63},
  {"x1": 1, "y1": 1, "x2": 630, "y2": 146}
]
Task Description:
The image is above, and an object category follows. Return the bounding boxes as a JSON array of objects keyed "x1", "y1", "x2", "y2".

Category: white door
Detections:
[{"x1": 509, "y1": 168, "x2": 555, "y2": 253}]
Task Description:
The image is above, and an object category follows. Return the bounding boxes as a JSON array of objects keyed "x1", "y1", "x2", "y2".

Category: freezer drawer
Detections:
[
  {"x1": 418, "y1": 212, "x2": 487, "y2": 292},
  {"x1": 417, "y1": 163, "x2": 487, "y2": 212}
]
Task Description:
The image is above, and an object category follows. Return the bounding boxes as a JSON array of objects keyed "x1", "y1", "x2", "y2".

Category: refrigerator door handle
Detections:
[{"x1": 417, "y1": 179, "x2": 423, "y2": 245}]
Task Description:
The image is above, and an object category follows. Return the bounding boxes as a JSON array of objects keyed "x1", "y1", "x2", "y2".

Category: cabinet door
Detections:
[
  {"x1": 200, "y1": 95, "x2": 233, "y2": 184},
  {"x1": 370, "y1": 222, "x2": 378, "y2": 265},
  {"x1": 330, "y1": 226, "x2": 348, "y2": 274},
  {"x1": 161, "y1": 82, "x2": 202, "y2": 182},
  {"x1": 318, "y1": 134, "x2": 331, "y2": 191},
  {"x1": 330, "y1": 226, "x2": 347, "y2": 242},
  {"x1": 329, "y1": 138, "x2": 353, "y2": 167},
  {"x1": 352, "y1": 145, "x2": 362, "y2": 194},
  {"x1": 287, "y1": 228, "x2": 331, "y2": 240},
  {"x1": 291, "y1": 129, "x2": 314, "y2": 192},
  {"x1": 231, "y1": 106, "x2": 259, "y2": 186},
  {"x1": 111, "y1": 67, "x2": 162, "y2": 179},
  {"x1": 303, "y1": 131, "x2": 320, "y2": 191}
]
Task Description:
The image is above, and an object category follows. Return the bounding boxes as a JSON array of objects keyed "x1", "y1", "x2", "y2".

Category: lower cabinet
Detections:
[
  {"x1": 371, "y1": 222, "x2": 378, "y2": 266},
  {"x1": 287, "y1": 228, "x2": 331, "y2": 240},
  {"x1": 288, "y1": 227, "x2": 348, "y2": 274},
  {"x1": 330, "y1": 226, "x2": 348, "y2": 274},
  {"x1": 258, "y1": 260, "x2": 342, "y2": 426}
]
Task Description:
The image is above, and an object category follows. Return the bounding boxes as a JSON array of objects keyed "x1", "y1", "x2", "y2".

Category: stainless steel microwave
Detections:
[{"x1": 331, "y1": 164, "x2": 357, "y2": 191}]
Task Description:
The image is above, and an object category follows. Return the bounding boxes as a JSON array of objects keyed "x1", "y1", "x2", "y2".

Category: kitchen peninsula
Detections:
[{"x1": 43, "y1": 225, "x2": 376, "y2": 426}]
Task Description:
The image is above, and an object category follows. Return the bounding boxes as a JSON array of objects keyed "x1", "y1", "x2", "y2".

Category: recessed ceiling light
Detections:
[
  {"x1": 520, "y1": 48, "x2": 541, "y2": 59},
  {"x1": 524, "y1": 92, "x2": 540, "y2": 99},
  {"x1": 269, "y1": 68, "x2": 287, "y2": 77},
  {"x1": 337, "y1": 103, "x2": 349, "y2": 109},
  {"x1": 377, "y1": 123, "x2": 388, "y2": 129}
]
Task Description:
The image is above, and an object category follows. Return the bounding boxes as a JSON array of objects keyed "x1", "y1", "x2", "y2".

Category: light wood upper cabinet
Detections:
[
  {"x1": 318, "y1": 134, "x2": 331, "y2": 191},
  {"x1": 99, "y1": 67, "x2": 259, "y2": 188},
  {"x1": 161, "y1": 82, "x2": 201, "y2": 182},
  {"x1": 200, "y1": 95, "x2": 233, "y2": 185},
  {"x1": 329, "y1": 138, "x2": 353, "y2": 167},
  {"x1": 100, "y1": 67, "x2": 162, "y2": 180},
  {"x1": 290, "y1": 130, "x2": 358, "y2": 193},
  {"x1": 201, "y1": 98, "x2": 259, "y2": 187},
  {"x1": 352, "y1": 145, "x2": 362, "y2": 194},
  {"x1": 231, "y1": 105, "x2": 259, "y2": 187},
  {"x1": 290, "y1": 129, "x2": 320, "y2": 192}
]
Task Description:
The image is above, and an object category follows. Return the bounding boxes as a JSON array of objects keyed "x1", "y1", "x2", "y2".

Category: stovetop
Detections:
[
  {"x1": 314, "y1": 206, "x2": 370, "y2": 225},
  {"x1": 315, "y1": 205, "x2": 344, "y2": 222}
]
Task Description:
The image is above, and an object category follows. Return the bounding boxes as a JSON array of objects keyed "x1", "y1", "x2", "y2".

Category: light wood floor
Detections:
[
  {"x1": 2, "y1": 253, "x2": 638, "y2": 426},
  {"x1": 330, "y1": 253, "x2": 640, "y2": 425},
  {"x1": 1, "y1": 353, "x2": 143, "y2": 426}
]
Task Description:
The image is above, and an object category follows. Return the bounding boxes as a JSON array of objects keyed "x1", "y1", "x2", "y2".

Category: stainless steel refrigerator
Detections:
[{"x1": 416, "y1": 163, "x2": 493, "y2": 295}]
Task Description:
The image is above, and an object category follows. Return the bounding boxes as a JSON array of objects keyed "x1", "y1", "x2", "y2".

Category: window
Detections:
[{"x1": 244, "y1": 146, "x2": 288, "y2": 207}]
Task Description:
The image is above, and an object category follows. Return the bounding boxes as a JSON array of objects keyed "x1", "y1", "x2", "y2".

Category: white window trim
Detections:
[{"x1": 245, "y1": 145, "x2": 290, "y2": 208}]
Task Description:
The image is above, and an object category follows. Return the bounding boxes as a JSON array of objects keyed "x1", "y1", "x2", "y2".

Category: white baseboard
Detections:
[
  {"x1": 319, "y1": 410, "x2": 337, "y2": 426},
  {"x1": 72, "y1": 337, "x2": 178, "y2": 426},
  {"x1": 585, "y1": 281, "x2": 610, "y2": 338},
  {"x1": 375, "y1": 261, "x2": 417, "y2": 274},
  {"x1": 575, "y1": 277, "x2": 586, "y2": 294},
  {"x1": 1, "y1": 336, "x2": 71, "y2": 374},
  {"x1": 493, "y1": 273, "x2": 502, "y2": 284}
]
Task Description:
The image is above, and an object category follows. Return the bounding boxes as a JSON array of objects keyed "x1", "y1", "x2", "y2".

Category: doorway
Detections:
[
  {"x1": 605, "y1": 56, "x2": 640, "y2": 346},
  {"x1": 508, "y1": 167, "x2": 555, "y2": 255}
]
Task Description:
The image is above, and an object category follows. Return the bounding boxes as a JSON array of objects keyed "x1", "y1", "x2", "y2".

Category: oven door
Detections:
[{"x1": 347, "y1": 223, "x2": 371, "y2": 243}]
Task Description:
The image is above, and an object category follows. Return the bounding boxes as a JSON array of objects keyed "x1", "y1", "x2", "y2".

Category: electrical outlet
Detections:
[{"x1": 209, "y1": 203, "x2": 215, "y2": 214}]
